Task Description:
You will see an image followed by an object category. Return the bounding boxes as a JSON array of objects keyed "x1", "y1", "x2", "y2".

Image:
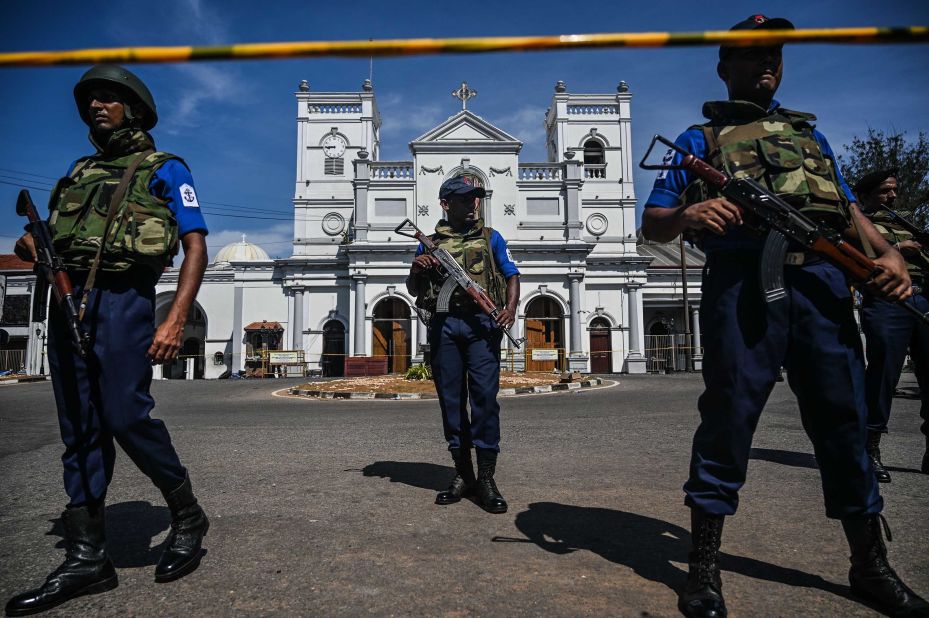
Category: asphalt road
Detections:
[{"x1": 1, "y1": 373, "x2": 926, "y2": 617}]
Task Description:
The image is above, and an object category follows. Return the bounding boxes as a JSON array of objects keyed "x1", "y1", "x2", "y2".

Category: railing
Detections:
[
  {"x1": 0, "y1": 349, "x2": 26, "y2": 373},
  {"x1": 308, "y1": 104, "x2": 361, "y2": 114},
  {"x1": 567, "y1": 105, "x2": 618, "y2": 115},
  {"x1": 371, "y1": 162, "x2": 414, "y2": 180},
  {"x1": 518, "y1": 164, "x2": 562, "y2": 181},
  {"x1": 644, "y1": 334, "x2": 699, "y2": 372},
  {"x1": 584, "y1": 163, "x2": 607, "y2": 179}
]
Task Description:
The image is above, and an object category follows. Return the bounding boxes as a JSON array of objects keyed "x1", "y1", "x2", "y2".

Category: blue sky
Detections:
[{"x1": 1, "y1": 1, "x2": 927, "y2": 260}]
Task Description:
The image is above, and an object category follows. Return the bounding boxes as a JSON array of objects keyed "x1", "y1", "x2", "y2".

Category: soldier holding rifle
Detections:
[
  {"x1": 7, "y1": 65, "x2": 210, "y2": 616},
  {"x1": 404, "y1": 176, "x2": 520, "y2": 514},
  {"x1": 641, "y1": 14, "x2": 928, "y2": 618},
  {"x1": 857, "y1": 168, "x2": 929, "y2": 479}
]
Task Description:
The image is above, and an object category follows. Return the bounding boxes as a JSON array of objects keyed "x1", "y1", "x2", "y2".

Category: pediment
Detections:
[{"x1": 412, "y1": 110, "x2": 522, "y2": 145}]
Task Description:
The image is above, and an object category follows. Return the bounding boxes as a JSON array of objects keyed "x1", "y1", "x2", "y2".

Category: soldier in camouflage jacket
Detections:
[{"x1": 8, "y1": 65, "x2": 210, "y2": 616}]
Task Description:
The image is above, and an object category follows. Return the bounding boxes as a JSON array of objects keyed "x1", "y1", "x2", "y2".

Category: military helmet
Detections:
[{"x1": 73, "y1": 65, "x2": 158, "y2": 130}]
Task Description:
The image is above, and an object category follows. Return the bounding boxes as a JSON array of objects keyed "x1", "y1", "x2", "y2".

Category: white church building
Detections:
[{"x1": 139, "y1": 78, "x2": 704, "y2": 379}]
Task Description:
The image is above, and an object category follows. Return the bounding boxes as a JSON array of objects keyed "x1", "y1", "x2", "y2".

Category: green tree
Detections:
[{"x1": 838, "y1": 129, "x2": 929, "y2": 226}]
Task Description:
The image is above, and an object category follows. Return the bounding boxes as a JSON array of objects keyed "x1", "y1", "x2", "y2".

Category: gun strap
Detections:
[
  {"x1": 78, "y1": 149, "x2": 154, "y2": 321},
  {"x1": 482, "y1": 226, "x2": 504, "y2": 305}
]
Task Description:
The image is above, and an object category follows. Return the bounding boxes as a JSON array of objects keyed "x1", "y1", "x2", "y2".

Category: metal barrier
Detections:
[
  {"x1": 644, "y1": 334, "x2": 700, "y2": 373},
  {"x1": 0, "y1": 350, "x2": 26, "y2": 373}
]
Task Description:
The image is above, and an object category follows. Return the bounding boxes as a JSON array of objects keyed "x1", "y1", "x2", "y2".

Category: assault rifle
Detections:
[
  {"x1": 16, "y1": 189, "x2": 89, "y2": 356},
  {"x1": 640, "y1": 135, "x2": 929, "y2": 327},
  {"x1": 879, "y1": 206, "x2": 929, "y2": 248},
  {"x1": 395, "y1": 219, "x2": 525, "y2": 348}
]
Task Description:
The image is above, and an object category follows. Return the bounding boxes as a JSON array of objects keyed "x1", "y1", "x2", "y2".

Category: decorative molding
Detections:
[
  {"x1": 419, "y1": 165, "x2": 444, "y2": 175},
  {"x1": 417, "y1": 204, "x2": 429, "y2": 216},
  {"x1": 489, "y1": 166, "x2": 512, "y2": 177},
  {"x1": 503, "y1": 204, "x2": 516, "y2": 216},
  {"x1": 585, "y1": 213, "x2": 609, "y2": 236},
  {"x1": 321, "y1": 212, "x2": 346, "y2": 236}
]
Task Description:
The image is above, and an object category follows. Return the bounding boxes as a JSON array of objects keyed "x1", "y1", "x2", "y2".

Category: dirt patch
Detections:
[{"x1": 296, "y1": 371, "x2": 562, "y2": 395}]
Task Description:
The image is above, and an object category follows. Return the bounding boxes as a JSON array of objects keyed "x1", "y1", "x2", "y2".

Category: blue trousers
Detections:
[
  {"x1": 429, "y1": 312, "x2": 503, "y2": 452},
  {"x1": 47, "y1": 270, "x2": 186, "y2": 507},
  {"x1": 686, "y1": 254, "x2": 882, "y2": 519},
  {"x1": 860, "y1": 293, "x2": 929, "y2": 437}
]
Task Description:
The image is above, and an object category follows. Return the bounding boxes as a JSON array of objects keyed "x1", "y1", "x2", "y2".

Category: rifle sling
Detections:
[{"x1": 78, "y1": 149, "x2": 154, "y2": 321}]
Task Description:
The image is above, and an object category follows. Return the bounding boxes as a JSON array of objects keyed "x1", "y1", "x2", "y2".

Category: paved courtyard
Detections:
[{"x1": 1, "y1": 373, "x2": 926, "y2": 616}]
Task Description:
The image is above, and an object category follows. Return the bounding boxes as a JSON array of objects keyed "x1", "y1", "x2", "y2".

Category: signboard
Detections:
[
  {"x1": 531, "y1": 349, "x2": 559, "y2": 361},
  {"x1": 268, "y1": 351, "x2": 303, "y2": 364}
]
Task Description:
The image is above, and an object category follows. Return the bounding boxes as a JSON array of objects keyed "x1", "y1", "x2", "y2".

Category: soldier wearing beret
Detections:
[
  {"x1": 8, "y1": 65, "x2": 210, "y2": 615},
  {"x1": 406, "y1": 176, "x2": 520, "y2": 514},
  {"x1": 642, "y1": 15, "x2": 928, "y2": 618},
  {"x1": 857, "y1": 168, "x2": 929, "y2": 479}
]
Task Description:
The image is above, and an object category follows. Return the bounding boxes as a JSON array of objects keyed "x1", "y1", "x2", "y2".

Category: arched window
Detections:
[{"x1": 583, "y1": 139, "x2": 604, "y2": 165}]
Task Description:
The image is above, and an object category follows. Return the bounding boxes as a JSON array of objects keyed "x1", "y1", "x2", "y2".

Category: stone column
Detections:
[
  {"x1": 564, "y1": 153, "x2": 582, "y2": 241},
  {"x1": 292, "y1": 287, "x2": 304, "y2": 350},
  {"x1": 353, "y1": 152, "x2": 370, "y2": 242},
  {"x1": 567, "y1": 272, "x2": 589, "y2": 371},
  {"x1": 231, "y1": 283, "x2": 244, "y2": 374},
  {"x1": 352, "y1": 274, "x2": 367, "y2": 356},
  {"x1": 624, "y1": 283, "x2": 647, "y2": 373},
  {"x1": 691, "y1": 306, "x2": 703, "y2": 371}
]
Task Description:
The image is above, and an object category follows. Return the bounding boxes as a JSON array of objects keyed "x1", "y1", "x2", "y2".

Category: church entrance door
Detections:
[
  {"x1": 322, "y1": 320, "x2": 346, "y2": 377},
  {"x1": 589, "y1": 317, "x2": 612, "y2": 373},
  {"x1": 524, "y1": 296, "x2": 564, "y2": 372},
  {"x1": 372, "y1": 298, "x2": 411, "y2": 374}
]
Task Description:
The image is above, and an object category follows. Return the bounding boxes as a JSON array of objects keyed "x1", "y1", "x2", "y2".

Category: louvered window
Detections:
[{"x1": 324, "y1": 158, "x2": 344, "y2": 175}]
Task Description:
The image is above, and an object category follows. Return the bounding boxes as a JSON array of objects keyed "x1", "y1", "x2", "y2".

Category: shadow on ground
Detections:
[
  {"x1": 48, "y1": 501, "x2": 170, "y2": 568},
  {"x1": 361, "y1": 461, "x2": 453, "y2": 492},
  {"x1": 750, "y1": 447, "x2": 818, "y2": 469},
  {"x1": 499, "y1": 502, "x2": 851, "y2": 601}
]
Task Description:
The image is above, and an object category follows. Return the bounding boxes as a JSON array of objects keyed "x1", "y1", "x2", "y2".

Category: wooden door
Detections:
[
  {"x1": 590, "y1": 328, "x2": 612, "y2": 373},
  {"x1": 390, "y1": 320, "x2": 410, "y2": 374},
  {"x1": 525, "y1": 319, "x2": 557, "y2": 372}
]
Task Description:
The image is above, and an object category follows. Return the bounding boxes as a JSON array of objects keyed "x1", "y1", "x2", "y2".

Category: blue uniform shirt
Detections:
[
  {"x1": 415, "y1": 227, "x2": 520, "y2": 279},
  {"x1": 67, "y1": 158, "x2": 209, "y2": 238},
  {"x1": 644, "y1": 100, "x2": 855, "y2": 253}
]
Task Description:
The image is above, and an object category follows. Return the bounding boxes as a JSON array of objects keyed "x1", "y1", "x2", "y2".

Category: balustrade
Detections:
[
  {"x1": 567, "y1": 105, "x2": 618, "y2": 115},
  {"x1": 308, "y1": 104, "x2": 362, "y2": 114},
  {"x1": 518, "y1": 164, "x2": 563, "y2": 181},
  {"x1": 371, "y1": 162, "x2": 414, "y2": 180},
  {"x1": 584, "y1": 164, "x2": 607, "y2": 179}
]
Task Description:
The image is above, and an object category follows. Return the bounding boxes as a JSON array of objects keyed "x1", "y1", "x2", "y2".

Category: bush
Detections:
[{"x1": 405, "y1": 363, "x2": 432, "y2": 381}]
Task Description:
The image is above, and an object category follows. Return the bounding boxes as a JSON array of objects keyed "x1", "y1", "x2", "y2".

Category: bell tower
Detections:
[{"x1": 292, "y1": 79, "x2": 381, "y2": 254}]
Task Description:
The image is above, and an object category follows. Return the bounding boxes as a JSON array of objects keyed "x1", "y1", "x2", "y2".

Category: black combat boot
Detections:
[
  {"x1": 842, "y1": 515, "x2": 929, "y2": 617},
  {"x1": 5, "y1": 505, "x2": 118, "y2": 616},
  {"x1": 155, "y1": 474, "x2": 209, "y2": 583},
  {"x1": 436, "y1": 447, "x2": 476, "y2": 505},
  {"x1": 678, "y1": 510, "x2": 727, "y2": 618},
  {"x1": 473, "y1": 448, "x2": 507, "y2": 514},
  {"x1": 867, "y1": 431, "x2": 892, "y2": 483}
]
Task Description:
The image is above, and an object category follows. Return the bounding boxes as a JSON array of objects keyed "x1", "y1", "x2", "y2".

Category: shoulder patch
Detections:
[
  {"x1": 179, "y1": 183, "x2": 200, "y2": 208},
  {"x1": 655, "y1": 148, "x2": 674, "y2": 181}
]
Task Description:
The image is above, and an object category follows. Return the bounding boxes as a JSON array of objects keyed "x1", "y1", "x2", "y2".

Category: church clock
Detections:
[{"x1": 322, "y1": 134, "x2": 347, "y2": 158}]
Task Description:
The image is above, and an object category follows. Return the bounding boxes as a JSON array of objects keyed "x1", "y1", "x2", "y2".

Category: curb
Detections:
[
  {"x1": 288, "y1": 378, "x2": 603, "y2": 400},
  {"x1": 0, "y1": 375, "x2": 51, "y2": 386}
]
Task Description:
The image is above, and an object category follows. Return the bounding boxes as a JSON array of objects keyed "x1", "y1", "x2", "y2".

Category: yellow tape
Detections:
[{"x1": 1, "y1": 27, "x2": 927, "y2": 66}]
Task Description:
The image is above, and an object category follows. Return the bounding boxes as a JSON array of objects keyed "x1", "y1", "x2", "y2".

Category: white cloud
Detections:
[
  {"x1": 377, "y1": 92, "x2": 445, "y2": 148},
  {"x1": 488, "y1": 105, "x2": 548, "y2": 159},
  {"x1": 160, "y1": 64, "x2": 241, "y2": 132}
]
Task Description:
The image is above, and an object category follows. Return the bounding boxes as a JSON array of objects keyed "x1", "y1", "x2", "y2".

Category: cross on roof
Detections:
[{"x1": 452, "y1": 81, "x2": 477, "y2": 110}]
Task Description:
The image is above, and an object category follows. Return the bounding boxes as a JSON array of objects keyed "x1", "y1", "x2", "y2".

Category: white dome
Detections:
[{"x1": 213, "y1": 235, "x2": 271, "y2": 264}]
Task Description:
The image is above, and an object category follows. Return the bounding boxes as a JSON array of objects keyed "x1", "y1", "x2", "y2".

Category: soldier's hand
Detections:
[
  {"x1": 495, "y1": 306, "x2": 516, "y2": 329},
  {"x1": 680, "y1": 198, "x2": 743, "y2": 235},
  {"x1": 14, "y1": 233, "x2": 37, "y2": 262},
  {"x1": 148, "y1": 319, "x2": 184, "y2": 364},
  {"x1": 411, "y1": 254, "x2": 440, "y2": 274},
  {"x1": 896, "y1": 239, "x2": 923, "y2": 257},
  {"x1": 872, "y1": 250, "x2": 912, "y2": 302}
]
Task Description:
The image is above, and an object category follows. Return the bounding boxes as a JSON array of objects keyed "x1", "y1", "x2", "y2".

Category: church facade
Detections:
[{"x1": 145, "y1": 79, "x2": 703, "y2": 380}]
